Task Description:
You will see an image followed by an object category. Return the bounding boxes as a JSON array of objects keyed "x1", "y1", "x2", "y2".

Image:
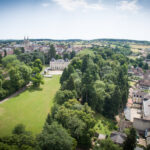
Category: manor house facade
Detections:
[{"x1": 49, "y1": 58, "x2": 70, "y2": 70}]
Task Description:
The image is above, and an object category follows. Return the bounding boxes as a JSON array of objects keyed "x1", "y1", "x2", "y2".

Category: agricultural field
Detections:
[
  {"x1": 130, "y1": 44, "x2": 150, "y2": 49},
  {"x1": 0, "y1": 76, "x2": 60, "y2": 137},
  {"x1": 130, "y1": 44, "x2": 150, "y2": 53}
]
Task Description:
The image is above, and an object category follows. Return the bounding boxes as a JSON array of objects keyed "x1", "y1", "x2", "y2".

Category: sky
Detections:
[{"x1": 0, "y1": 0, "x2": 150, "y2": 41}]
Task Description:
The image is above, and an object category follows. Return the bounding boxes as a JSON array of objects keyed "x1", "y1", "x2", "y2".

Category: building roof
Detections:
[
  {"x1": 139, "y1": 80, "x2": 150, "y2": 87},
  {"x1": 143, "y1": 94, "x2": 150, "y2": 101},
  {"x1": 98, "y1": 134, "x2": 106, "y2": 140},
  {"x1": 50, "y1": 58, "x2": 69, "y2": 63},
  {"x1": 110, "y1": 132, "x2": 127, "y2": 145},
  {"x1": 135, "y1": 147, "x2": 144, "y2": 150}
]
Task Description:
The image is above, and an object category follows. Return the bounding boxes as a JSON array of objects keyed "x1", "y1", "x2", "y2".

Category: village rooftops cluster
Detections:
[
  {"x1": 0, "y1": 37, "x2": 91, "y2": 57},
  {"x1": 123, "y1": 66, "x2": 150, "y2": 147}
]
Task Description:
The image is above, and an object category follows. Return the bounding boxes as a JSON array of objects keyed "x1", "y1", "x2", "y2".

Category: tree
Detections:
[
  {"x1": 45, "y1": 113, "x2": 53, "y2": 125},
  {"x1": 0, "y1": 142, "x2": 17, "y2": 150},
  {"x1": 0, "y1": 125, "x2": 38, "y2": 150},
  {"x1": 48, "y1": 44, "x2": 56, "y2": 61},
  {"x1": 18, "y1": 52, "x2": 45, "y2": 65},
  {"x1": 19, "y1": 64, "x2": 32, "y2": 85},
  {"x1": 21, "y1": 47, "x2": 25, "y2": 53},
  {"x1": 63, "y1": 52, "x2": 70, "y2": 60},
  {"x1": 60, "y1": 68, "x2": 69, "y2": 84},
  {"x1": 0, "y1": 79, "x2": 7, "y2": 100},
  {"x1": 12, "y1": 124, "x2": 26, "y2": 135},
  {"x1": 2, "y1": 55, "x2": 17, "y2": 67},
  {"x1": 54, "y1": 99, "x2": 96, "y2": 148},
  {"x1": 55, "y1": 90, "x2": 76, "y2": 104},
  {"x1": 147, "y1": 145, "x2": 150, "y2": 150},
  {"x1": 143, "y1": 63, "x2": 149, "y2": 70},
  {"x1": 123, "y1": 128, "x2": 137, "y2": 150},
  {"x1": 81, "y1": 61, "x2": 99, "y2": 104},
  {"x1": 9, "y1": 64, "x2": 32, "y2": 90},
  {"x1": 70, "y1": 51, "x2": 76, "y2": 59},
  {"x1": 13, "y1": 48, "x2": 21, "y2": 55},
  {"x1": 81, "y1": 55, "x2": 90, "y2": 73},
  {"x1": 147, "y1": 53, "x2": 150, "y2": 59},
  {"x1": 31, "y1": 73, "x2": 44, "y2": 87},
  {"x1": 33, "y1": 59, "x2": 43, "y2": 72},
  {"x1": 4, "y1": 50, "x2": 7, "y2": 57},
  {"x1": 0, "y1": 53, "x2": 2, "y2": 64},
  {"x1": 9, "y1": 67, "x2": 24, "y2": 90},
  {"x1": 37, "y1": 122, "x2": 76, "y2": 150}
]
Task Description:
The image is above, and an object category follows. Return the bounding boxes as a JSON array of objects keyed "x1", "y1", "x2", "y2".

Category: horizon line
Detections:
[{"x1": 0, "y1": 38, "x2": 150, "y2": 42}]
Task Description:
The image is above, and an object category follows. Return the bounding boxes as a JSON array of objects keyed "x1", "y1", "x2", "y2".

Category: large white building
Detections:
[{"x1": 49, "y1": 58, "x2": 70, "y2": 70}]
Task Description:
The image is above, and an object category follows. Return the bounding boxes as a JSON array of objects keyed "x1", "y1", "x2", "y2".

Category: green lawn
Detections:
[{"x1": 0, "y1": 75, "x2": 60, "y2": 137}]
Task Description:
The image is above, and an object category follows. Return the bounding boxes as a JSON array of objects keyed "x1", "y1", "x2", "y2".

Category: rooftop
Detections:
[{"x1": 110, "y1": 132, "x2": 127, "y2": 145}]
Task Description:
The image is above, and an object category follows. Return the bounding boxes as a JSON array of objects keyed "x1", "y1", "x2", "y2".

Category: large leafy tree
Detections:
[
  {"x1": 0, "y1": 124, "x2": 38, "y2": 150},
  {"x1": 37, "y1": 122, "x2": 76, "y2": 150},
  {"x1": 31, "y1": 59, "x2": 44, "y2": 87},
  {"x1": 31, "y1": 73, "x2": 44, "y2": 87},
  {"x1": 0, "y1": 53, "x2": 2, "y2": 64},
  {"x1": 9, "y1": 64, "x2": 32, "y2": 90},
  {"x1": 48, "y1": 44, "x2": 56, "y2": 61},
  {"x1": 2, "y1": 55, "x2": 17, "y2": 67},
  {"x1": 55, "y1": 90, "x2": 76, "y2": 104},
  {"x1": 123, "y1": 128, "x2": 137, "y2": 150},
  {"x1": 54, "y1": 99, "x2": 96, "y2": 148},
  {"x1": 33, "y1": 59, "x2": 43, "y2": 72}
]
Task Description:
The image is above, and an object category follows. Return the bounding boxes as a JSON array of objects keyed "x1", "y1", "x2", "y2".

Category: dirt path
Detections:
[{"x1": 0, "y1": 86, "x2": 27, "y2": 104}]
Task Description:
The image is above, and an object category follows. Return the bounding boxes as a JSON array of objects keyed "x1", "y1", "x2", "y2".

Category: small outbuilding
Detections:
[
  {"x1": 110, "y1": 132, "x2": 127, "y2": 145},
  {"x1": 98, "y1": 134, "x2": 106, "y2": 140}
]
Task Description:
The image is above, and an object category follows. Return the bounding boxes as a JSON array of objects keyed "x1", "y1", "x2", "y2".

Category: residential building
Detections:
[
  {"x1": 133, "y1": 118, "x2": 150, "y2": 135},
  {"x1": 49, "y1": 58, "x2": 70, "y2": 70}
]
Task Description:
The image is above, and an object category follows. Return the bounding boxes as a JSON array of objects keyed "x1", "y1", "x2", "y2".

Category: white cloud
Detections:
[
  {"x1": 117, "y1": 0, "x2": 140, "y2": 13},
  {"x1": 42, "y1": 3, "x2": 50, "y2": 7},
  {"x1": 52, "y1": 0, "x2": 104, "y2": 11}
]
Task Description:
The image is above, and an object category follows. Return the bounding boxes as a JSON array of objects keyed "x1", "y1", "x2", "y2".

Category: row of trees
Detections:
[
  {"x1": 0, "y1": 55, "x2": 43, "y2": 100},
  {"x1": 13, "y1": 44, "x2": 76, "y2": 65},
  {"x1": 130, "y1": 57, "x2": 149, "y2": 70},
  {"x1": 1, "y1": 117, "x2": 148, "y2": 150}
]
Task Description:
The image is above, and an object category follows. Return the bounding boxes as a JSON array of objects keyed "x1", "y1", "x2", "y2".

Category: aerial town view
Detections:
[{"x1": 0, "y1": 0, "x2": 150, "y2": 150}]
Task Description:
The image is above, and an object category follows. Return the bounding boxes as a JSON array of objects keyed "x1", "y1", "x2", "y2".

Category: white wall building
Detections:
[{"x1": 50, "y1": 59, "x2": 70, "y2": 70}]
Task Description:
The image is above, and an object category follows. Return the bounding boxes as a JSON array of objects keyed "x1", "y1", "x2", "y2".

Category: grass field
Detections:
[
  {"x1": 130, "y1": 44, "x2": 150, "y2": 49},
  {"x1": 0, "y1": 76, "x2": 60, "y2": 137}
]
